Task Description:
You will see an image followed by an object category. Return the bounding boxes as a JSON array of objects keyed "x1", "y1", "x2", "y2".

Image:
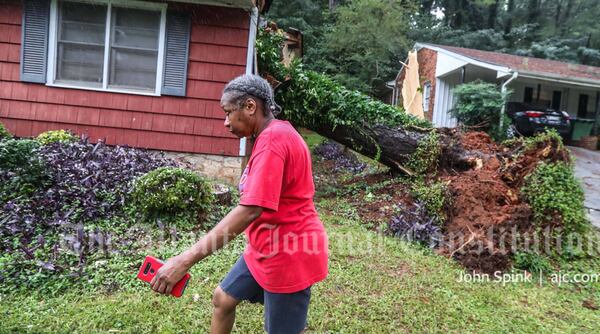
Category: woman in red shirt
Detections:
[{"x1": 150, "y1": 74, "x2": 329, "y2": 334}]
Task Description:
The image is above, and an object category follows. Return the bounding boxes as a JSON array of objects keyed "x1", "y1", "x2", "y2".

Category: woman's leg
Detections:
[{"x1": 211, "y1": 285, "x2": 241, "y2": 334}]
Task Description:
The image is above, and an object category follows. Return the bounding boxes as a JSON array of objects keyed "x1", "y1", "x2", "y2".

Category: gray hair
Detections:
[{"x1": 222, "y1": 74, "x2": 282, "y2": 116}]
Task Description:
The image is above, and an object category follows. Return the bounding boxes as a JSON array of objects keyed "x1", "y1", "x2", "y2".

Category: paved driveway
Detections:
[{"x1": 569, "y1": 146, "x2": 600, "y2": 229}]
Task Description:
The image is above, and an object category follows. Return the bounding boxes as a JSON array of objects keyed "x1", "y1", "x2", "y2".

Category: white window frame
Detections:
[
  {"x1": 46, "y1": 0, "x2": 167, "y2": 96},
  {"x1": 422, "y1": 81, "x2": 431, "y2": 113}
]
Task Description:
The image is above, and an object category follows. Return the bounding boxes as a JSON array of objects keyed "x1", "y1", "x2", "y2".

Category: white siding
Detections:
[
  {"x1": 435, "y1": 52, "x2": 468, "y2": 77},
  {"x1": 432, "y1": 75, "x2": 459, "y2": 127}
]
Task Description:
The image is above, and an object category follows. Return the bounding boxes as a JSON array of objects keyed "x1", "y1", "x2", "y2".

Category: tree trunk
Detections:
[
  {"x1": 554, "y1": 0, "x2": 562, "y2": 32},
  {"x1": 305, "y1": 122, "x2": 482, "y2": 174},
  {"x1": 328, "y1": 0, "x2": 338, "y2": 11},
  {"x1": 560, "y1": 0, "x2": 574, "y2": 37},
  {"x1": 527, "y1": 0, "x2": 540, "y2": 23},
  {"x1": 504, "y1": 0, "x2": 514, "y2": 35}
]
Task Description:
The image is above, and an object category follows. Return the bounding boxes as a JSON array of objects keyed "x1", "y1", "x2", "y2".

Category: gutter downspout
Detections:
[
  {"x1": 500, "y1": 71, "x2": 518, "y2": 130},
  {"x1": 239, "y1": 6, "x2": 259, "y2": 157}
]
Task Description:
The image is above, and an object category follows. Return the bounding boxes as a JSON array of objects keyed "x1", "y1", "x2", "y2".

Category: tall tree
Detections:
[
  {"x1": 527, "y1": 0, "x2": 541, "y2": 23},
  {"x1": 554, "y1": 0, "x2": 562, "y2": 31},
  {"x1": 311, "y1": 0, "x2": 417, "y2": 94},
  {"x1": 504, "y1": 0, "x2": 515, "y2": 35},
  {"x1": 560, "y1": 0, "x2": 575, "y2": 36}
]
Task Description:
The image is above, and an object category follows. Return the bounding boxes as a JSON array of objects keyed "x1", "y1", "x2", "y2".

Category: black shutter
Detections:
[
  {"x1": 20, "y1": 0, "x2": 50, "y2": 83},
  {"x1": 162, "y1": 11, "x2": 191, "y2": 97}
]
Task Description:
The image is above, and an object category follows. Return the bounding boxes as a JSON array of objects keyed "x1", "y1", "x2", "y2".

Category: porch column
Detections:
[{"x1": 594, "y1": 91, "x2": 600, "y2": 135}]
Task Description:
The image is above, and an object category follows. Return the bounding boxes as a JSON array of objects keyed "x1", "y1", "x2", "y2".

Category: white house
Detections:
[{"x1": 392, "y1": 42, "x2": 600, "y2": 134}]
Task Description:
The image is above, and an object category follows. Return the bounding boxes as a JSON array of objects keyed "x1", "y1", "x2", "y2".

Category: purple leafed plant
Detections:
[
  {"x1": 313, "y1": 141, "x2": 366, "y2": 173},
  {"x1": 388, "y1": 202, "x2": 442, "y2": 248},
  {"x1": 0, "y1": 138, "x2": 175, "y2": 282}
]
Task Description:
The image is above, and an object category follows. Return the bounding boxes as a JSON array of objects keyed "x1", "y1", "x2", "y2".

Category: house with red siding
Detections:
[
  {"x1": 0, "y1": 0, "x2": 271, "y2": 184},
  {"x1": 392, "y1": 43, "x2": 600, "y2": 136}
]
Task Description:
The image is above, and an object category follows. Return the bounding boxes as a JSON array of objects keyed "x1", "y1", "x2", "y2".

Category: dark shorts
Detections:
[{"x1": 219, "y1": 256, "x2": 311, "y2": 334}]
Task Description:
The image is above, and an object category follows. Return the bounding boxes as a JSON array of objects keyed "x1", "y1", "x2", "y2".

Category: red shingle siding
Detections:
[
  {"x1": 395, "y1": 48, "x2": 438, "y2": 122},
  {"x1": 0, "y1": 1, "x2": 247, "y2": 156}
]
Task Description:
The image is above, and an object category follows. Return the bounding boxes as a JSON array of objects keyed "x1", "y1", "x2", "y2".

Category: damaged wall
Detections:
[{"x1": 395, "y1": 48, "x2": 437, "y2": 122}]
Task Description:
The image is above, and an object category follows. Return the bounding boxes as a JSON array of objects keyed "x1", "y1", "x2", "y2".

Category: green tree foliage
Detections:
[
  {"x1": 265, "y1": 0, "x2": 330, "y2": 64},
  {"x1": 420, "y1": 0, "x2": 600, "y2": 64},
  {"x1": 311, "y1": 0, "x2": 415, "y2": 94},
  {"x1": 256, "y1": 29, "x2": 430, "y2": 132},
  {"x1": 266, "y1": 0, "x2": 600, "y2": 94},
  {"x1": 268, "y1": 0, "x2": 415, "y2": 95}
]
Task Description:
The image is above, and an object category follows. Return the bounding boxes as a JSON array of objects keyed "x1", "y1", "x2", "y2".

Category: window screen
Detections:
[
  {"x1": 56, "y1": 2, "x2": 106, "y2": 86},
  {"x1": 54, "y1": 1, "x2": 161, "y2": 92},
  {"x1": 108, "y1": 7, "x2": 160, "y2": 90}
]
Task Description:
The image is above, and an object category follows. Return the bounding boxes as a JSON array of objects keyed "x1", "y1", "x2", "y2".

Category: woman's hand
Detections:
[
  {"x1": 150, "y1": 254, "x2": 191, "y2": 296},
  {"x1": 149, "y1": 205, "x2": 262, "y2": 296}
]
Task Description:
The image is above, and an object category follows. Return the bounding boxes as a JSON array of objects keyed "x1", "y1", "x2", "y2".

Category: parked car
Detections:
[{"x1": 508, "y1": 108, "x2": 572, "y2": 138}]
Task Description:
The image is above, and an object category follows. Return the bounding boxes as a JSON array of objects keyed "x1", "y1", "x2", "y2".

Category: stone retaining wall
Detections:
[{"x1": 159, "y1": 151, "x2": 243, "y2": 185}]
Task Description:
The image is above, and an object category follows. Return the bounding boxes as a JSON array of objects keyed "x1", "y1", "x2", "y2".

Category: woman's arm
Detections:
[{"x1": 150, "y1": 204, "x2": 263, "y2": 295}]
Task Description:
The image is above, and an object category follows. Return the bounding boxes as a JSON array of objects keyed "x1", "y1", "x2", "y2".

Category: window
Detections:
[
  {"x1": 422, "y1": 81, "x2": 431, "y2": 113},
  {"x1": 48, "y1": 0, "x2": 166, "y2": 94}
]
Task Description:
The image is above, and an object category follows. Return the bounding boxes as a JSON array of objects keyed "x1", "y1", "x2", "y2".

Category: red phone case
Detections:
[{"x1": 137, "y1": 255, "x2": 191, "y2": 298}]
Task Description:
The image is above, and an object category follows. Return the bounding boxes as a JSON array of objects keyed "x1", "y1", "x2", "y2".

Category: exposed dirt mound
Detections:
[
  {"x1": 459, "y1": 131, "x2": 500, "y2": 154},
  {"x1": 313, "y1": 131, "x2": 573, "y2": 274},
  {"x1": 437, "y1": 131, "x2": 570, "y2": 273},
  {"x1": 438, "y1": 166, "x2": 532, "y2": 273}
]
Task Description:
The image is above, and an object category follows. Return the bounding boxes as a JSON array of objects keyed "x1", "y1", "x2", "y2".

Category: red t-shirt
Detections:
[{"x1": 239, "y1": 120, "x2": 328, "y2": 293}]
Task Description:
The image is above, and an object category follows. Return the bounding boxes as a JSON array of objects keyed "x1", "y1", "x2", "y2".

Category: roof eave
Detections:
[
  {"x1": 415, "y1": 42, "x2": 511, "y2": 76},
  {"x1": 415, "y1": 42, "x2": 600, "y2": 88},
  {"x1": 518, "y1": 71, "x2": 600, "y2": 89},
  {"x1": 167, "y1": 0, "x2": 271, "y2": 12}
]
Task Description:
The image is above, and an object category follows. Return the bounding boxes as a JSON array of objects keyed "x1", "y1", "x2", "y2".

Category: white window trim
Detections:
[
  {"x1": 46, "y1": 0, "x2": 167, "y2": 96},
  {"x1": 422, "y1": 81, "x2": 431, "y2": 113}
]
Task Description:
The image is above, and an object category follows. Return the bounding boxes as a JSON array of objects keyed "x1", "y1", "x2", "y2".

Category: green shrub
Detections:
[
  {"x1": 410, "y1": 179, "x2": 448, "y2": 225},
  {"x1": 36, "y1": 129, "x2": 78, "y2": 145},
  {"x1": 0, "y1": 122, "x2": 11, "y2": 140},
  {"x1": 129, "y1": 167, "x2": 214, "y2": 228},
  {"x1": 521, "y1": 162, "x2": 587, "y2": 233},
  {"x1": 407, "y1": 131, "x2": 441, "y2": 175},
  {"x1": 523, "y1": 128, "x2": 564, "y2": 151},
  {"x1": 514, "y1": 251, "x2": 553, "y2": 274},
  {"x1": 0, "y1": 139, "x2": 48, "y2": 201},
  {"x1": 451, "y1": 80, "x2": 511, "y2": 140}
]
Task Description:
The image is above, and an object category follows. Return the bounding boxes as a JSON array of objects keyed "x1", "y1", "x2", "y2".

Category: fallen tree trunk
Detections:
[
  {"x1": 259, "y1": 28, "x2": 487, "y2": 174},
  {"x1": 311, "y1": 123, "x2": 425, "y2": 173},
  {"x1": 297, "y1": 118, "x2": 485, "y2": 174}
]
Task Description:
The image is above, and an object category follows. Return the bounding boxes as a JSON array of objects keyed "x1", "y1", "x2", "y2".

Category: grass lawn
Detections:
[{"x1": 2, "y1": 207, "x2": 599, "y2": 333}]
